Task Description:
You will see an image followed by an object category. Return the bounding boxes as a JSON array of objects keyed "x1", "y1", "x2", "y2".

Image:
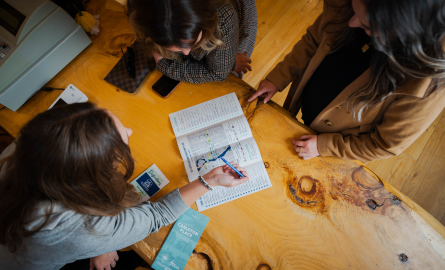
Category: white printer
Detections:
[{"x1": 0, "y1": 0, "x2": 91, "y2": 111}]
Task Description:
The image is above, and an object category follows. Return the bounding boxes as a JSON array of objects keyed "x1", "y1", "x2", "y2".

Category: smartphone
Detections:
[
  {"x1": 48, "y1": 84, "x2": 88, "y2": 109},
  {"x1": 152, "y1": 75, "x2": 181, "y2": 98}
]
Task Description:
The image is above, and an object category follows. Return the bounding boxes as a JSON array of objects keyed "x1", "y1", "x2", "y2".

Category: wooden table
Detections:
[{"x1": 1, "y1": 1, "x2": 445, "y2": 269}]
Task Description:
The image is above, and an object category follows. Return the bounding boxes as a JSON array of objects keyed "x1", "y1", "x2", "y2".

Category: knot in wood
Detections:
[
  {"x1": 256, "y1": 263, "x2": 271, "y2": 270},
  {"x1": 366, "y1": 199, "x2": 378, "y2": 210},
  {"x1": 390, "y1": 195, "x2": 401, "y2": 205},
  {"x1": 300, "y1": 177, "x2": 314, "y2": 193},
  {"x1": 351, "y1": 166, "x2": 383, "y2": 190},
  {"x1": 399, "y1": 253, "x2": 408, "y2": 262}
]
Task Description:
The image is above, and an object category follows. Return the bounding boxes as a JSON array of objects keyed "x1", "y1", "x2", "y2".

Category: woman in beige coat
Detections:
[{"x1": 249, "y1": 0, "x2": 445, "y2": 163}]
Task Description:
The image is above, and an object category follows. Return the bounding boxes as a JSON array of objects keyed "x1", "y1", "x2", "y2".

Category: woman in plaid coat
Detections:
[{"x1": 128, "y1": 0, "x2": 257, "y2": 84}]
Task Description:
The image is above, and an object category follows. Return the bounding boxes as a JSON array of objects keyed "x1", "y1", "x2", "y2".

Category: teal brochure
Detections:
[{"x1": 152, "y1": 208, "x2": 210, "y2": 270}]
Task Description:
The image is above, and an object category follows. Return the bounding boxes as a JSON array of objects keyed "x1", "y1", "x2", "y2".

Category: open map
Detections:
[{"x1": 169, "y1": 93, "x2": 272, "y2": 211}]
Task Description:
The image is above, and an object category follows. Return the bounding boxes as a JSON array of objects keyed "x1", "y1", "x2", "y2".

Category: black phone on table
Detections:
[{"x1": 152, "y1": 75, "x2": 181, "y2": 98}]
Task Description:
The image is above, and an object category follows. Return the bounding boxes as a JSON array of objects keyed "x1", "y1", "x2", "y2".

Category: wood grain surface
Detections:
[
  {"x1": 1, "y1": 0, "x2": 445, "y2": 269},
  {"x1": 247, "y1": 0, "x2": 445, "y2": 226}
]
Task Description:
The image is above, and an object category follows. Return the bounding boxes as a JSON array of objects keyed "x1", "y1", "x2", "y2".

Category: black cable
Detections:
[{"x1": 41, "y1": 87, "x2": 65, "y2": 91}]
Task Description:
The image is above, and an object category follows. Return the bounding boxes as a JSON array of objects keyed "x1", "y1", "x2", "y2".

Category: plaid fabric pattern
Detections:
[
  {"x1": 232, "y1": 0, "x2": 257, "y2": 58},
  {"x1": 104, "y1": 40, "x2": 155, "y2": 93},
  {"x1": 156, "y1": 0, "x2": 257, "y2": 84}
]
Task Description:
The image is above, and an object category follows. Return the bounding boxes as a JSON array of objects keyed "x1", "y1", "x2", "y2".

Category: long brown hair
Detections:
[
  {"x1": 324, "y1": 0, "x2": 445, "y2": 121},
  {"x1": 0, "y1": 102, "x2": 140, "y2": 253},
  {"x1": 128, "y1": 0, "x2": 230, "y2": 61}
]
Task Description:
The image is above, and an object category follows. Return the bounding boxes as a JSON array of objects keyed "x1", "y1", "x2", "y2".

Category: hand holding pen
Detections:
[
  {"x1": 202, "y1": 163, "x2": 249, "y2": 188},
  {"x1": 220, "y1": 157, "x2": 246, "y2": 178}
]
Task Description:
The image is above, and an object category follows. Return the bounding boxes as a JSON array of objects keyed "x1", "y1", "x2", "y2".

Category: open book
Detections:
[{"x1": 169, "y1": 93, "x2": 272, "y2": 211}]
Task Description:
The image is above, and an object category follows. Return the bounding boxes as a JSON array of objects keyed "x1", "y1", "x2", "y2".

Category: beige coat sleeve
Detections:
[
  {"x1": 317, "y1": 89, "x2": 445, "y2": 163},
  {"x1": 265, "y1": 12, "x2": 325, "y2": 91}
]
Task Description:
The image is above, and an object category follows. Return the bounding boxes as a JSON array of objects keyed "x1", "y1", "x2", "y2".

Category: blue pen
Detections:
[{"x1": 220, "y1": 157, "x2": 246, "y2": 178}]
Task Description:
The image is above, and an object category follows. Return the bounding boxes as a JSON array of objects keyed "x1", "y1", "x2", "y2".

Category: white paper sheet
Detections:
[
  {"x1": 170, "y1": 93, "x2": 272, "y2": 211},
  {"x1": 169, "y1": 93, "x2": 244, "y2": 137}
]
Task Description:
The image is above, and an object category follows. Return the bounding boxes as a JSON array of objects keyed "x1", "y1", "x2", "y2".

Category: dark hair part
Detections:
[
  {"x1": 325, "y1": 0, "x2": 445, "y2": 121},
  {"x1": 128, "y1": 0, "x2": 229, "y2": 60},
  {"x1": 0, "y1": 102, "x2": 140, "y2": 253}
]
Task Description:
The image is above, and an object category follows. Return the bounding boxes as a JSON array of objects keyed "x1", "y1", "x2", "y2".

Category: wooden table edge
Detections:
[
  {"x1": 355, "y1": 160, "x2": 445, "y2": 240},
  {"x1": 232, "y1": 74, "x2": 445, "y2": 240}
]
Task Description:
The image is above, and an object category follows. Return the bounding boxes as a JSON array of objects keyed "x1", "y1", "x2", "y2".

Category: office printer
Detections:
[{"x1": 0, "y1": 0, "x2": 91, "y2": 111}]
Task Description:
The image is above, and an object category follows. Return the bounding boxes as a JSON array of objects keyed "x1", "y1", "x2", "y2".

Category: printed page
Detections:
[
  {"x1": 169, "y1": 92, "x2": 273, "y2": 212},
  {"x1": 169, "y1": 92, "x2": 244, "y2": 137},
  {"x1": 195, "y1": 161, "x2": 272, "y2": 211},
  {"x1": 182, "y1": 137, "x2": 262, "y2": 181},
  {"x1": 176, "y1": 115, "x2": 253, "y2": 161}
]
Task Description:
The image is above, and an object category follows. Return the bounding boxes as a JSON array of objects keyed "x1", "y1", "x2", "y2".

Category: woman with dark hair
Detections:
[
  {"x1": 0, "y1": 102, "x2": 249, "y2": 270},
  {"x1": 128, "y1": 0, "x2": 257, "y2": 83},
  {"x1": 248, "y1": 0, "x2": 445, "y2": 163}
]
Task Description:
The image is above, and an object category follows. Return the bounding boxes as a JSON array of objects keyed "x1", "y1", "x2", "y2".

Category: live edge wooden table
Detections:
[{"x1": 1, "y1": 1, "x2": 445, "y2": 269}]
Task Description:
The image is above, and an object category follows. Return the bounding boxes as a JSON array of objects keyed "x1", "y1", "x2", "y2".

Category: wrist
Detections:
[{"x1": 202, "y1": 173, "x2": 218, "y2": 187}]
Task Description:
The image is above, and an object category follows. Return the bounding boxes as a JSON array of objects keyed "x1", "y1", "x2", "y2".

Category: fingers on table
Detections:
[
  {"x1": 264, "y1": 91, "x2": 275, "y2": 103},
  {"x1": 292, "y1": 138, "x2": 305, "y2": 148},
  {"x1": 248, "y1": 81, "x2": 269, "y2": 102},
  {"x1": 248, "y1": 89, "x2": 268, "y2": 102},
  {"x1": 299, "y1": 134, "x2": 313, "y2": 140}
]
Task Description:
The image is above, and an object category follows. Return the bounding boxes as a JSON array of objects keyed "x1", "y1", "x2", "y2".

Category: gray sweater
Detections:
[{"x1": 0, "y1": 144, "x2": 189, "y2": 270}]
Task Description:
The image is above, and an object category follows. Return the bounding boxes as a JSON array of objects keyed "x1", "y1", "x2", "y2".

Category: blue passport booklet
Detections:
[{"x1": 152, "y1": 208, "x2": 210, "y2": 270}]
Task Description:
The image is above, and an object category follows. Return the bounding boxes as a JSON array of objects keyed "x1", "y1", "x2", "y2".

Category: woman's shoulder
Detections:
[
  {"x1": 26, "y1": 201, "x2": 82, "y2": 234},
  {"x1": 395, "y1": 77, "x2": 445, "y2": 99},
  {"x1": 217, "y1": 1, "x2": 237, "y2": 28}
]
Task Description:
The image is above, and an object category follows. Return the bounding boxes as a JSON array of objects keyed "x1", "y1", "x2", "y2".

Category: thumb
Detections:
[
  {"x1": 89, "y1": 259, "x2": 94, "y2": 270},
  {"x1": 264, "y1": 91, "x2": 275, "y2": 103}
]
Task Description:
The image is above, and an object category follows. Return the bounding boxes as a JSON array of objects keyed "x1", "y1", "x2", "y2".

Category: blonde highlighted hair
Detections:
[{"x1": 128, "y1": 0, "x2": 230, "y2": 61}]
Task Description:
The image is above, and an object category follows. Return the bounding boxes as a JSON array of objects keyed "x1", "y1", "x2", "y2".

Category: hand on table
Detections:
[
  {"x1": 247, "y1": 79, "x2": 279, "y2": 104},
  {"x1": 234, "y1": 52, "x2": 252, "y2": 78},
  {"x1": 152, "y1": 51, "x2": 163, "y2": 64},
  {"x1": 89, "y1": 250, "x2": 119, "y2": 270},
  {"x1": 292, "y1": 135, "x2": 320, "y2": 160},
  {"x1": 204, "y1": 164, "x2": 250, "y2": 188}
]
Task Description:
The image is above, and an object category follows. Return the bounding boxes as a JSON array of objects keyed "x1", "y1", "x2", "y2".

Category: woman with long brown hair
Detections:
[
  {"x1": 248, "y1": 0, "x2": 445, "y2": 163},
  {"x1": 0, "y1": 102, "x2": 249, "y2": 270},
  {"x1": 128, "y1": 0, "x2": 257, "y2": 83}
]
